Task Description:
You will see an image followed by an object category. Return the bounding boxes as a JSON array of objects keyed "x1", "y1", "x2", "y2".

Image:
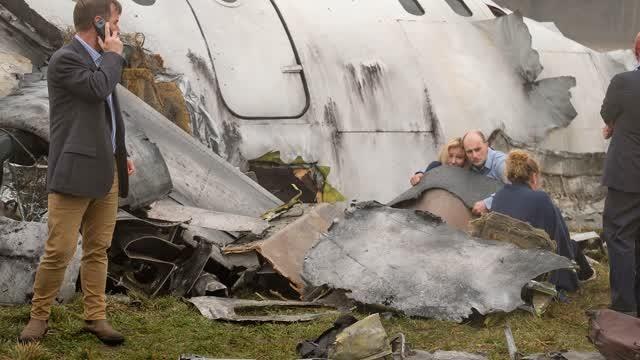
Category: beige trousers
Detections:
[{"x1": 30, "y1": 166, "x2": 118, "y2": 321}]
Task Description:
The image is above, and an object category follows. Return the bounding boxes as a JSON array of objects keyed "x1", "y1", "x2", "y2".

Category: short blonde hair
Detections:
[
  {"x1": 438, "y1": 138, "x2": 465, "y2": 164},
  {"x1": 506, "y1": 150, "x2": 540, "y2": 184}
]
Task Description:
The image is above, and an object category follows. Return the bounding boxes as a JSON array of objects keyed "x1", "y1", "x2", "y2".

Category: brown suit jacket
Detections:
[
  {"x1": 46, "y1": 38, "x2": 129, "y2": 198},
  {"x1": 601, "y1": 69, "x2": 640, "y2": 193}
]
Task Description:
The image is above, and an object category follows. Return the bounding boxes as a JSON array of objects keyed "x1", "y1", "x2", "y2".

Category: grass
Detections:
[{"x1": 0, "y1": 263, "x2": 610, "y2": 360}]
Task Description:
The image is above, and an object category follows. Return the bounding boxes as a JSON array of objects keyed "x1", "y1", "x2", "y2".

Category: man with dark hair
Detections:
[
  {"x1": 600, "y1": 32, "x2": 640, "y2": 317},
  {"x1": 19, "y1": 0, "x2": 134, "y2": 344}
]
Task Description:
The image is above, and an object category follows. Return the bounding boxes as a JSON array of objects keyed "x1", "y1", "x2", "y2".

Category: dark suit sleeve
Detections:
[
  {"x1": 49, "y1": 50, "x2": 124, "y2": 102},
  {"x1": 601, "y1": 74, "x2": 624, "y2": 126}
]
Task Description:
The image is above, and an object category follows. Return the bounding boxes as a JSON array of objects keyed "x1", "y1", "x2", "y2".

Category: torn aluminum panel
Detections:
[
  {"x1": 116, "y1": 85, "x2": 282, "y2": 217},
  {"x1": 117, "y1": 119, "x2": 172, "y2": 210},
  {"x1": 388, "y1": 166, "x2": 503, "y2": 209},
  {"x1": 0, "y1": 52, "x2": 31, "y2": 97},
  {"x1": 0, "y1": 216, "x2": 81, "y2": 304},
  {"x1": 147, "y1": 201, "x2": 270, "y2": 236},
  {"x1": 394, "y1": 188, "x2": 472, "y2": 231},
  {"x1": 408, "y1": 351, "x2": 488, "y2": 360},
  {"x1": 329, "y1": 313, "x2": 392, "y2": 360},
  {"x1": 229, "y1": 203, "x2": 344, "y2": 294},
  {"x1": 302, "y1": 202, "x2": 575, "y2": 322},
  {"x1": 0, "y1": 3, "x2": 55, "y2": 67},
  {"x1": 522, "y1": 352, "x2": 605, "y2": 360},
  {"x1": 187, "y1": 297, "x2": 330, "y2": 323},
  {"x1": 475, "y1": 12, "x2": 577, "y2": 138}
]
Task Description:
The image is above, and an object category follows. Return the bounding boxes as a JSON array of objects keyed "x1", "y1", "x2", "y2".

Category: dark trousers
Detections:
[{"x1": 602, "y1": 188, "x2": 640, "y2": 313}]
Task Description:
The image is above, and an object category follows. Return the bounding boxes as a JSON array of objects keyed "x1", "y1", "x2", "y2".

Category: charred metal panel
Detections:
[
  {"x1": 303, "y1": 203, "x2": 575, "y2": 322},
  {"x1": 388, "y1": 166, "x2": 503, "y2": 209}
]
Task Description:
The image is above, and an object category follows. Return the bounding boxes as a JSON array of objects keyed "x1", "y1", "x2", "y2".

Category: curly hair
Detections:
[{"x1": 505, "y1": 150, "x2": 540, "y2": 184}]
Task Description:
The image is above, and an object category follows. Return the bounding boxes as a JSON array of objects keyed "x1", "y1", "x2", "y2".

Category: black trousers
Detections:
[{"x1": 602, "y1": 188, "x2": 640, "y2": 313}]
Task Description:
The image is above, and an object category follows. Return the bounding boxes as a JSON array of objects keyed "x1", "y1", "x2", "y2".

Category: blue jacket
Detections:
[{"x1": 492, "y1": 183, "x2": 579, "y2": 292}]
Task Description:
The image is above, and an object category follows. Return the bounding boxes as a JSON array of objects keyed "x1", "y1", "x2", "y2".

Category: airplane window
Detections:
[
  {"x1": 444, "y1": 0, "x2": 473, "y2": 17},
  {"x1": 398, "y1": 0, "x2": 425, "y2": 16}
]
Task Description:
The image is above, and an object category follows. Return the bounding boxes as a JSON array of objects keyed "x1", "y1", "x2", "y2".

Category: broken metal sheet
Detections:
[
  {"x1": 329, "y1": 313, "x2": 392, "y2": 360},
  {"x1": 475, "y1": 12, "x2": 577, "y2": 136},
  {"x1": 0, "y1": 52, "x2": 31, "y2": 97},
  {"x1": 297, "y1": 314, "x2": 358, "y2": 359},
  {"x1": 0, "y1": 216, "x2": 81, "y2": 304},
  {"x1": 179, "y1": 356, "x2": 253, "y2": 360},
  {"x1": 408, "y1": 351, "x2": 488, "y2": 360},
  {"x1": 570, "y1": 232, "x2": 600, "y2": 243},
  {"x1": 116, "y1": 85, "x2": 282, "y2": 217},
  {"x1": 191, "y1": 273, "x2": 228, "y2": 297},
  {"x1": 396, "y1": 188, "x2": 472, "y2": 231},
  {"x1": 117, "y1": 119, "x2": 172, "y2": 210},
  {"x1": 187, "y1": 297, "x2": 330, "y2": 323},
  {"x1": 522, "y1": 352, "x2": 605, "y2": 360},
  {"x1": 147, "y1": 201, "x2": 270, "y2": 236},
  {"x1": 388, "y1": 166, "x2": 503, "y2": 209},
  {"x1": 253, "y1": 203, "x2": 343, "y2": 294},
  {"x1": 302, "y1": 202, "x2": 576, "y2": 322},
  {"x1": 0, "y1": 4, "x2": 55, "y2": 67}
]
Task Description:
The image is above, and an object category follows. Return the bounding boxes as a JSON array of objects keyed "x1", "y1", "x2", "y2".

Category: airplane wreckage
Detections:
[{"x1": 0, "y1": 0, "x2": 629, "y2": 323}]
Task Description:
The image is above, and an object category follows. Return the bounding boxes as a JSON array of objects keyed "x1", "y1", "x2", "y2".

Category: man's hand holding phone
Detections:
[{"x1": 98, "y1": 22, "x2": 123, "y2": 56}]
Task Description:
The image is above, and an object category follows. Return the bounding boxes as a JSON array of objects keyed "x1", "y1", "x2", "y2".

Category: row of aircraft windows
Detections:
[{"x1": 399, "y1": 0, "x2": 473, "y2": 17}]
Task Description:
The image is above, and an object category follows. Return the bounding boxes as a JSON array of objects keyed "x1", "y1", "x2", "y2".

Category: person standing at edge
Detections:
[
  {"x1": 600, "y1": 32, "x2": 640, "y2": 317},
  {"x1": 462, "y1": 130, "x2": 507, "y2": 215},
  {"x1": 19, "y1": 0, "x2": 135, "y2": 344}
]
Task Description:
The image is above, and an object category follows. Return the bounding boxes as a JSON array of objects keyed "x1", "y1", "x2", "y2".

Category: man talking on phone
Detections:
[{"x1": 19, "y1": 0, "x2": 134, "y2": 345}]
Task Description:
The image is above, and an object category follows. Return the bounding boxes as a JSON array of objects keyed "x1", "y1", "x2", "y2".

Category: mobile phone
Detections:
[{"x1": 94, "y1": 18, "x2": 106, "y2": 41}]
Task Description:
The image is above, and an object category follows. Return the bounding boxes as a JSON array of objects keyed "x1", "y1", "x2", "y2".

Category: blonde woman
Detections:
[
  {"x1": 492, "y1": 150, "x2": 595, "y2": 292},
  {"x1": 410, "y1": 138, "x2": 467, "y2": 186}
]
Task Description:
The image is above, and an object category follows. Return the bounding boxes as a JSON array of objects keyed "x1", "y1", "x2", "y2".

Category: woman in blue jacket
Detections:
[{"x1": 492, "y1": 150, "x2": 595, "y2": 292}]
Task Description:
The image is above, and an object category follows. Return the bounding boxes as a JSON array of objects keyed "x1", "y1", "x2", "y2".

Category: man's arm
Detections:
[
  {"x1": 48, "y1": 51, "x2": 124, "y2": 102},
  {"x1": 601, "y1": 75, "x2": 624, "y2": 126}
]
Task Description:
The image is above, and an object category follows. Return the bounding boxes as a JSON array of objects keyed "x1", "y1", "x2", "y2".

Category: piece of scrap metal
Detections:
[
  {"x1": 147, "y1": 201, "x2": 270, "y2": 236},
  {"x1": 407, "y1": 351, "x2": 488, "y2": 360},
  {"x1": 522, "y1": 352, "x2": 605, "y2": 360},
  {"x1": 570, "y1": 232, "x2": 600, "y2": 243},
  {"x1": 303, "y1": 202, "x2": 576, "y2": 322},
  {"x1": 187, "y1": 297, "x2": 331, "y2": 323},
  {"x1": 388, "y1": 166, "x2": 503, "y2": 209}
]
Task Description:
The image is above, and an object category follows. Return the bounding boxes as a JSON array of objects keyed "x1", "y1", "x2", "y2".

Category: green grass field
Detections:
[{"x1": 0, "y1": 263, "x2": 610, "y2": 360}]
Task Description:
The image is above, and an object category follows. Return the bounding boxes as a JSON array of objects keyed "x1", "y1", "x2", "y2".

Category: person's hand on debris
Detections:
[
  {"x1": 410, "y1": 173, "x2": 424, "y2": 186},
  {"x1": 472, "y1": 201, "x2": 488, "y2": 216},
  {"x1": 602, "y1": 125, "x2": 614, "y2": 140},
  {"x1": 98, "y1": 22, "x2": 123, "y2": 56},
  {"x1": 127, "y1": 158, "x2": 135, "y2": 176}
]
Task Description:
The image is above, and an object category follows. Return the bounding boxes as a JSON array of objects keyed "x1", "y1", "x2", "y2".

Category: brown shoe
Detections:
[
  {"x1": 83, "y1": 320, "x2": 124, "y2": 346},
  {"x1": 18, "y1": 319, "x2": 48, "y2": 343}
]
